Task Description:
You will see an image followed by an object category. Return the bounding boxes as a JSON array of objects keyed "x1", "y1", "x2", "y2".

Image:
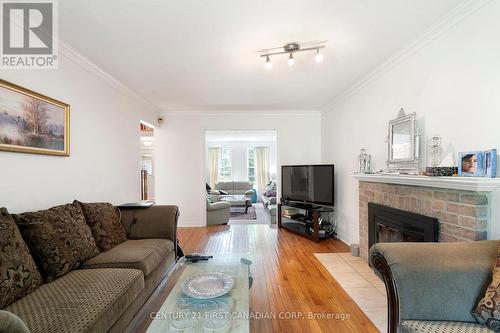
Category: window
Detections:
[
  {"x1": 219, "y1": 148, "x2": 232, "y2": 181},
  {"x1": 247, "y1": 147, "x2": 255, "y2": 184},
  {"x1": 140, "y1": 154, "x2": 153, "y2": 175}
]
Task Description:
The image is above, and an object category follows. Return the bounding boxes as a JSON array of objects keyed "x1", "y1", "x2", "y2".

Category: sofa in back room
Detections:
[
  {"x1": 261, "y1": 181, "x2": 277, "y2": 224},
  {"x1": 213, "y1": 181, "x2": 254, "y2": 196}
]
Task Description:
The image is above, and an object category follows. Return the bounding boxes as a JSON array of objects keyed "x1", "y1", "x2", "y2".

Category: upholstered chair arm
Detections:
[
  {"x1": 0, "y1": 310, "x2": 30, "y2": 333},
  {"x1": 119, "y1": 205, "x2": 178, "y2": 242},
  {"x1": 370, "y1": 241, "x2": 498, "y2": 333},
  {"x1": 208, "y1": 202, "x2": 231, "y2": 211},
  {"x1": 210, "y1": 194, "x2": 222, "y2": 202}
]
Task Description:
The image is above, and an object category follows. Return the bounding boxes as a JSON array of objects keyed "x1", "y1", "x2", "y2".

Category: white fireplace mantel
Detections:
[{"x1": 354, "y1": 174, "x2": 500, "y2": 192}]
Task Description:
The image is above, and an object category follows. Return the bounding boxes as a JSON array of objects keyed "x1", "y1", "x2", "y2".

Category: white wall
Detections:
[
  {"x1": 321, "y1": 1, "x2": 500, "y2": 244},
  {"x1": 155, "y1": 112, "x2": 322, "y2": 226},
  {"x1": 205, "y1": 140, "x2": 277, "y2": 182},
  {"x1": 0, "y1": 48, "x2": 159, "y2": 213}
]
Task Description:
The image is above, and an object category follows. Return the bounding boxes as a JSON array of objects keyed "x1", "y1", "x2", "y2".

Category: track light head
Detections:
[
  {"x1": 265, "y1": 56, "x2": 272, "y2": 69},
  {"x1": 288, "y1": 53, "x2": 295, "y2": 66},
  {"x1": 315, "y1": 49, "x2": 324, "y2": 63}
]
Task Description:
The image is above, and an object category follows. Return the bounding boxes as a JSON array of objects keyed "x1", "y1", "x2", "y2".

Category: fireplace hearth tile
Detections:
[
  {"x1": 330, "y1": 272, "x2": 373, "y2": 288},
  {"x1": 314, "y1": 252, "x2": 388, "y2": 332}
]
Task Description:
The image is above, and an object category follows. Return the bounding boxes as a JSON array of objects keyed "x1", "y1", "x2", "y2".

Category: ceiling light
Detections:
[
  {"x1": 315, "y1": 49, "x2": 324, "y2": 63},
  {"x1": 259, "y1": 41, "x2": 327, "y2": 68},
  {"x1": 265, "y1": 56, "x2": 272, "y2": 69}
]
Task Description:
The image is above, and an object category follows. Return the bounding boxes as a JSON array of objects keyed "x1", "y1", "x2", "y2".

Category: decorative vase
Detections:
[
  {"x1": 358, "y1": 149, "x2": 371, "y2": 174},
  {"x1": 429, "y1": 136, "x2": 442, "y2": 167}
]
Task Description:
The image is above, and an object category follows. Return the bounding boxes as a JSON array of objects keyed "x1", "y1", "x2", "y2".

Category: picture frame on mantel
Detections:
[
  {"x1": 484, "y1": 149, "x2": 497, "y2": 178},
  {"x1": 0, "y1": 79, "x2": 70, "y2": 156},
  {"x1": 458, "y1": 150, "x2": 497, "y2": 178}
]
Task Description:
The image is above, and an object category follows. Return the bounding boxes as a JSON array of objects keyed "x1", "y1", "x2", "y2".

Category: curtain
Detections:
[
  {"x1": 255, "y1": 146, "x2": 269, "y2": 198},
  {"x1": 208, "y1": 147, "x2": 221, "y2": 189}
]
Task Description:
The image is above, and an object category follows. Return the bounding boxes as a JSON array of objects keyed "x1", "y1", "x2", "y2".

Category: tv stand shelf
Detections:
[{"x1": 278, "y1": 201, "x2": 335, "y2": 242}]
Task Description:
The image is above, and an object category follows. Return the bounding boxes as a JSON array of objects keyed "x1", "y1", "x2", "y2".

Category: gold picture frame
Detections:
[{"x1": 0, "y1": 79, "x2": 70, "y2": 156}]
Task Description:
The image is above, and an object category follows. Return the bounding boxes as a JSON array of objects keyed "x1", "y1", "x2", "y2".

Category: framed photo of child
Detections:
[
  {"x1": 458, "y1": 151, "x2": 484, "y2": 177},
  {"x1": 484, "y1": 149, "x2": 497, "y2": 178}
]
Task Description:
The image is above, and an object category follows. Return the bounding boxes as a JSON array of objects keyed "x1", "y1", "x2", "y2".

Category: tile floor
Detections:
[{"x1": 314, "y1": 252, "x2": 387, "y2": 332}]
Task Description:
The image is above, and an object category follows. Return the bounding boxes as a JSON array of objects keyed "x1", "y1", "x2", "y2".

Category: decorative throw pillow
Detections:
[
  {"x1": 0, "y1": 208, "x2": 43, "y2": 308},
  {"x1": 266, "y1": 190, "x2": 277, "y2": 197},
  {"x1": 13, "y1": 203, "x2": 100, "y2": 282},
  {"x1": 472, "y1": 244, "x2": 500, "y2": 330},
  {"x1": 219, "y1": 190, "x2": 229, "y2": 195},
  {"x1": 75, "y1": 201, "x2": 127, "y2": 252}
]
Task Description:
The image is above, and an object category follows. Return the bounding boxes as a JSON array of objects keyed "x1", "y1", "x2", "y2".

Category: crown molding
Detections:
[
  {"x1": 58, "y1": 40, "x2": 160, "y2": 112},
  {"x1": 321, "y1": 0, "x2": 492, "y2": 111},
  {"x1": 160, "y1": 110, "x2": 322, "y2": 117}
]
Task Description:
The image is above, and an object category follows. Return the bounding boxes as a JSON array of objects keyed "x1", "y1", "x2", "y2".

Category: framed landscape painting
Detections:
[{"x1": 0, "y1": 80, "x2": 69, "y2": 156}]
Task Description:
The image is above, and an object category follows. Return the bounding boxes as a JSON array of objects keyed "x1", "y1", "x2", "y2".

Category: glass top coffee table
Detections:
[
  {"x1": 218, "y1": 195, "x2": 252, "y2": 213},
  {"x1": 146, "y1": 255, "x2": 268, "y2": 333}
]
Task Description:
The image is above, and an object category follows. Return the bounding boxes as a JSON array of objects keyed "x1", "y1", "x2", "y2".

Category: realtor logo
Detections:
[{"x1": 1, "y1": 0, "x2": 58, "y2": 69}]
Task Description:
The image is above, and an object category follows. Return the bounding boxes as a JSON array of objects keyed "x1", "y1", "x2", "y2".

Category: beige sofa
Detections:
[
  {"x1": 0, "y1": 205, "x2": 179, "y2": 333},
  {"x1": 370, "y1": 241, "x2": 497, "y2": 333},
  {"x1": 261, "y1": 193, "x2": 276, "y2": 223},
  {"x1": 213, "y1": 181, "x2": 254, "y2": 196}
]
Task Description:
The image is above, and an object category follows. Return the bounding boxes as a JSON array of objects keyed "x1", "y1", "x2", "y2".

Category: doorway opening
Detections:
[
  {"x1": 140, "y1": 121, "x2": 155, "y2": 201},
  {"x1": 204, "y1": 130, "x2": 278, "y2": 225}
]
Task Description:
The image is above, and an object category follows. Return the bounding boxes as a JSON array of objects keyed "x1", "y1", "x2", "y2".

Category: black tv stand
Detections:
[{"x1": 278, "y1": 200, "x2": 335, "y2": 242}]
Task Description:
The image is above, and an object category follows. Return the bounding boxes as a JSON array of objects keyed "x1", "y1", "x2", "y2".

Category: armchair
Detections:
[
  {"x1": 206, "y1": 197, "x2": 230, "y2": 226},
  {"x1": 370, "y1": 241, "x2": 498, "y2": 333}
]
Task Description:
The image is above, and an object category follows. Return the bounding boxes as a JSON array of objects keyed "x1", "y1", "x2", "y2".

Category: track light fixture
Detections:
[{"x1": 259, "y1": 41, "x2": 326, "y2": 68}]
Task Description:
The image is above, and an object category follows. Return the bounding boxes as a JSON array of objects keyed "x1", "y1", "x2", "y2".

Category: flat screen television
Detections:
[{"x1": 281, "y1": 164, "x2": 334, "y2": 206}]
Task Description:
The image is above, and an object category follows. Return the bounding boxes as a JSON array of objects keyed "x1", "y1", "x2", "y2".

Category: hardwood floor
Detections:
[{"x1": 177, "y1": 224, "x2": 380, "y2": 333}]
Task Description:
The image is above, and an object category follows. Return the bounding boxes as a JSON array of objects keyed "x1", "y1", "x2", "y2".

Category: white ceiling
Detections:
[{"x1": 59, "y1": 0, "x2": 463, "y2": 111}]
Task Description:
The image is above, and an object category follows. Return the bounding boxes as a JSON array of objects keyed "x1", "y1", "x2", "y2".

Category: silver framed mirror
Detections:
[{"x1": 386, "y1": 108, "x2": 419, "y2": 173}]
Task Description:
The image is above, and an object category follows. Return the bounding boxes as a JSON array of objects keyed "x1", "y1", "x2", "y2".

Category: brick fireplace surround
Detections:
[{"x1": 358, "y1": 180, "x2": 491, "y2": 261}]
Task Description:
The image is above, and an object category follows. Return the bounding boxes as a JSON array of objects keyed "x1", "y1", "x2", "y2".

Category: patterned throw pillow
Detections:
[
  {"x1": 0, "y1": 208, "x2": 43, "y2": 308},
  {"x1": 13, "y1": 203, "x2": 100, "y2": 282},
  {"x1": 75, "y1": 201, "x2": 127, "y2": 252},
  {"x1": 472, "y1": 244, "x2": 500, "y2": 330}
]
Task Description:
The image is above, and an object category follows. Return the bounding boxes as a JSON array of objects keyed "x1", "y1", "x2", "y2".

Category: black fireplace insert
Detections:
[{"x1": 368, "y1": 203, "x2": 439, "y2": 249}]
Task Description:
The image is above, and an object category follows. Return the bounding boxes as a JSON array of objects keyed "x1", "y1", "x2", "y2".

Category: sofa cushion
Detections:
[
  {"x1": 0, "y1": 208, "x2": 43, "y2": 309},
  {"x1": 233, "y1": 182, "x2": 252, "y2": 191},
  {"x1": 75, "y1": 201, "x2": 127, "y2": 252},
  {"x1": 472, "y1": 244, "x2": 500, "y2": 330},
  {"x1": 81, "y1": 239, "x2": 174, "y2": 277},
  {"x1": 13, "y1": 202, "x2": 100, "y2": 282},
  {"x1": 268, "y1": 204, "x2": 277, "y2": 216},
  {"x1": 400, "y1": 320, "x2": 493, "y2": 333},
  {"x1": 5, "y1": 268, "x2": 144, "y2": 333}
]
